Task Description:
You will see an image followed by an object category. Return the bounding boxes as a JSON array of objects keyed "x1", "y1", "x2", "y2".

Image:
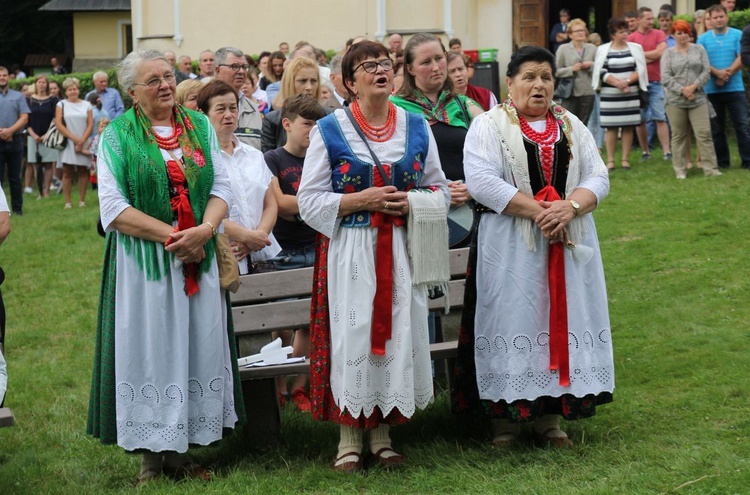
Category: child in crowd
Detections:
[
  {"x1": 81, "y1": 116, "x2": 109, "y2": 191},
  {"x1": 263, "y1": 94, "x2": 326, "y2": 411}
]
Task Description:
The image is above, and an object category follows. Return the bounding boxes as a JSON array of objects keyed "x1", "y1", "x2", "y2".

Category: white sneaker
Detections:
[{"x1": 24, "y1": 187, "x2": 33, "y2": 194}]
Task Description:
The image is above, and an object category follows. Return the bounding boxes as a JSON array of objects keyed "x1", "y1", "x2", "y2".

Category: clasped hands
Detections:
[
  {"x1": 535, "y1": 199, "x2": 576, "y2": 244},
  {"x1": 164, "y1": 224, "x2": 212, "y2": 264},
  {"x1": 367, "y1": 185, "x2": 409, "y2": 216},
  {"x1": 230, "y1": 230, "x2": 271, "y2": 262}
]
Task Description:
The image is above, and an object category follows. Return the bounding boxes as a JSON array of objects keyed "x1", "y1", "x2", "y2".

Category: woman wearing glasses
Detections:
[
  {"x1": 261, "y1": 57, "x2": 322, "y2": 152},
  {"x1": 87, "y1": 50, "x2": 244, "y2": 486},
  {"x1": 554, "y1": 18, "x2": 597, "y2": 125},
  {"x1": 297, "y1": 41, "x2": 449, "y2": 472}
]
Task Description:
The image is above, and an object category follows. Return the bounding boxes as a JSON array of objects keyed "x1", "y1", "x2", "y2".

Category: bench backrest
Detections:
[{"x1": 231, "y1": 248, "x2": 469, "y2": 337}]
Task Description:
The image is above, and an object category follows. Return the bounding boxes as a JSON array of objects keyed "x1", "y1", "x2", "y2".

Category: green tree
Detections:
[{"x1": 0, "y1": 0, "x2": 72, "y2": 70}]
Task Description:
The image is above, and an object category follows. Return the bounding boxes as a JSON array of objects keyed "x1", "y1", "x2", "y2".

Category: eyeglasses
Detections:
[
  {"x1": 219, "y1": 63, "x2": 251, "y2": 72},
  {"x1": 570, "y1": 29, "x2": 586, "y2": 34},
  {"x1": 132, "y1": 73, "x2": 177, "y2": 88},
  {"x1": 354, "y1": 58, "x2": 394, "y2": 74}
]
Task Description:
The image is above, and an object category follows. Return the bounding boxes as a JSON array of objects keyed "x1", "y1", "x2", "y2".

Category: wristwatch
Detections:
[{"x1": 569, "y1": 200, "x2": 580, "y2": 216}]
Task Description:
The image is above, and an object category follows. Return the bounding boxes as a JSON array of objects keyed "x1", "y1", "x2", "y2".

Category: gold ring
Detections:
[{"x1": 385, "y1": 201, "x2": 390, "y2": 209}]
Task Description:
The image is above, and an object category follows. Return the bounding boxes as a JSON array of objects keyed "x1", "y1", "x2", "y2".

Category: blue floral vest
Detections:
[{"x1": 317, "y1": 110, "x2": 430, "y2": 228}]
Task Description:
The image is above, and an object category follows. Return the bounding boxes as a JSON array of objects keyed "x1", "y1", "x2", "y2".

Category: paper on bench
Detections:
[
  {"x1": 237, "y1": 337, "x2": 293, "y2": 367},
  {"x1": 247, "y1": 356, "x2": 306, "y2": 367}
]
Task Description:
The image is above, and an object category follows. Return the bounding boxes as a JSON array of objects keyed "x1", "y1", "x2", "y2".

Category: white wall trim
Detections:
[
  {"x1": 443, "y1": 0, "x2": 453, "y2": 39},
  {"x1": 173, "y1": 0, "x2": 184, "y2": 47},
  {"x1": 376, "y1": 0, "x2": 387, "y2": 41}
]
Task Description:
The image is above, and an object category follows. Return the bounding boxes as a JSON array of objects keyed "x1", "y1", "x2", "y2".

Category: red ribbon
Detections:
[
  {"x1": 535, "y1": 184, "x2": 570, "y2": 386},
  {"x1": 369, "y1": 165, "x2": 405, "y2": 355},
  {"x1": 165, "y1": 159, "x2": 199, "y2": 296}
]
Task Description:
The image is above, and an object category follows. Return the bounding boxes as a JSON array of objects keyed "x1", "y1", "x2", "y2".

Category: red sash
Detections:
[
  {"x1": 370, "y1": 165, "x2": 406, "y2": 355},
  {"x1": 535, "y1": 184, "x2": 570, "y2": 386},
  {"x1": 165, "y1": 159, "x2": 199, "y2": 296}
]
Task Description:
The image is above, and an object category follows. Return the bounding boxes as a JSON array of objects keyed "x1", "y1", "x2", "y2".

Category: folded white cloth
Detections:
[{"x1": 406, "y1": 189, "x2": 450, "y2": 289}]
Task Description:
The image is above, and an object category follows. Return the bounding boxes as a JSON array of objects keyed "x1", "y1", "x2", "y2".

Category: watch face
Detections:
[{"x1": 571, "y1": 200, "x2": 580, "y2": 210}]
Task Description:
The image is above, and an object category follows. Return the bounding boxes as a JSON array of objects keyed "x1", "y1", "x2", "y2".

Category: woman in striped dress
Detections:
[{"x1": 592, "y1": 17, "x2": 648, "y2": 171}]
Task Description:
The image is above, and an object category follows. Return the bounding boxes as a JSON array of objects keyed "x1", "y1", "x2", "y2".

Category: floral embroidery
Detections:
[
  {"x1": 193, "y1": 149, "x2": 206, "y2": 167},
  {"x1": 333, "y1": 160, "x2": 364, "y2": 194}
]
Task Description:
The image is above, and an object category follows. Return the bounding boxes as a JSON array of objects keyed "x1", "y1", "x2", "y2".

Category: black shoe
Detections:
[{"x1": 12, "y1": 210, "x2": 22, "y2": 216}]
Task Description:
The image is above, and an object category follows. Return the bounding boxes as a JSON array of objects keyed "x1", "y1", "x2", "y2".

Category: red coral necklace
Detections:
[
  {"x1": 518, "y1": 111, "x2": 558, "y2": 184},
  {"x1": 153, "y1": 116, "x2": 182, "y2": 150},
  {"x1": 351, "y1": 100, "x2": 397, "y2": 142}
]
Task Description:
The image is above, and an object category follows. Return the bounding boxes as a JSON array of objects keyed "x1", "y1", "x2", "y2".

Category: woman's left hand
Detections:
[
  {"x1": 535, "y1": 200, "x2": 576, "y2": 238},
  {"x1": 231, "y1": 240, "x2": 251, "y2": 261},
  {"x1": 165, "y1": 225, "x2": 210, "y2": 263},
  {"x1": 448, "y1": 181, "x2": 472, "y2": 207}
]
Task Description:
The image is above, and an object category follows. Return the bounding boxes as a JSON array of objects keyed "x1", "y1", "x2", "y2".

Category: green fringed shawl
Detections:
[
  {"x1": 88, "y1": 107, "x2": 247, "y2": 443},
  {"x1": 391, "y1": 90, "x2": 472, "y2": 129},
  {"x1": 97, "y1": 104, "x2": 217, "y2": 281}
]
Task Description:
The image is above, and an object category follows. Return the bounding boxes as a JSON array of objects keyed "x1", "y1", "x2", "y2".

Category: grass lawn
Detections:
[{"x1": 0, "y1": 146, "x2": 749, "y2": 494}]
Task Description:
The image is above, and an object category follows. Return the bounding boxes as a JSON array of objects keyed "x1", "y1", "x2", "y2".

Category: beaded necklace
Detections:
[
  {"x1": 517, "y1": 111, "x2": 558, "y2": 184},
  {"x1": 351, "y1": 100, "x2": 397, "y2": 142},
  {"x1": 153, "y1": 116, "x2": 183, "y2": 150}
]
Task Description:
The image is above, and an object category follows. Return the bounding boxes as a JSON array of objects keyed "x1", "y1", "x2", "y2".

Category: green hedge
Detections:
[{"x1": 674, "y1": 8, "x2": 750, "y2": 29}]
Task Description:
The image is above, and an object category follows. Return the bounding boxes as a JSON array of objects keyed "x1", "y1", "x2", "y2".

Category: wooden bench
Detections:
[
  {"x1": 230, "y1": 247, "x2": 469, "y2": 446},
  {"x1": 0, "y1": 408, "x2": 14, "y2": 428}
]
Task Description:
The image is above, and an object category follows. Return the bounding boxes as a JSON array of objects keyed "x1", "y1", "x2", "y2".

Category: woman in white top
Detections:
[
  {"x1": 197, "y1": 80, "x2": 280, "y2": 271},
  {"x1": 55, "y1": 77, "x2": 93, "y2": 208}
]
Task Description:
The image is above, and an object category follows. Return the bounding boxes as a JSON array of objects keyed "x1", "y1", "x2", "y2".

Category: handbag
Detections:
[
  {"x1": 216, "y1": 232, "x2": 241, "y2": 293},
  {"x1": 639, "y1": 89, "x2": 649, "y2": 110},
  {"x1": 554, "y1": 77, "x2": 574, "y2": 100},
  {"x1": 42, "y1": 102, "x2": 67, "y2": 151}
]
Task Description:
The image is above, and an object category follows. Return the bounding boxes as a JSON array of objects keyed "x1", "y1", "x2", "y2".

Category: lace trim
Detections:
[
  {"x1": 115, "y1": 366, "x2": 237, "y2": 453},
  {"x1": 474, "y1": 328, "x2": 615, "y2": 403}
]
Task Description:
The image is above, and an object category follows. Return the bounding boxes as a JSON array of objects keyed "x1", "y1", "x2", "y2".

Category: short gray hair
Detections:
[
  {"x1": 329, "y1": 55, "x2": 343, "y2": 75},
  {"x1": 215, "y1": 47, "x2": 244, "y2": 67},
  {"x1": 118, "y1": 49, "x2": 169, "y2": 91},
  {"x1": 92, "y1": 71, "x2": 108, "y2": 82}
]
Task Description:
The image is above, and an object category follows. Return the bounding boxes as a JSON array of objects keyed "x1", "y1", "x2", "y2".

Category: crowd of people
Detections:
[
  {"x1": 75, "y1": 31, "x2": 619, "y2": 485},
  {"x1": 2, "y1": 1, "x2": 749, "y2": 487},
  {"x1": 552, "y1": 0, "x2": 746, "y2": 178}
]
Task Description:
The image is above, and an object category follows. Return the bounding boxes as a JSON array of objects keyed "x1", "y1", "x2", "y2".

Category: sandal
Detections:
[
  {"x1": 333, "y1": 451, "x2": 363, "y2": 473},
  {"x1": 369, "y1": 447, "x2": 406, "y2": 469},
  {"x1": 163, "y1": 461, "x2": 212, "y2": 481},
  {"x1": 135, "y1": 468, "x2": 161, "y2": 487},
  {"x1": 621, "y1": 160, "x2": 631, "y2": 171},
  {"x1": 606, "y1": 161, "x2": 615, "y2": 171},
  {"x1": 534, "y1": 427, "x2": 574, "y2": 448},
  {"x1": 491, "y1": 432, "x2": 519, "y2": 448}
]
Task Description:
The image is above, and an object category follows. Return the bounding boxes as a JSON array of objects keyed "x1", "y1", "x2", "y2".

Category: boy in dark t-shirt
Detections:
[
  {"x1": 262, "y1": 94, "x2": 327, "y2": 412},
  {"x1": 264, "y1": 95, "x2": 327, "y2": 260}
]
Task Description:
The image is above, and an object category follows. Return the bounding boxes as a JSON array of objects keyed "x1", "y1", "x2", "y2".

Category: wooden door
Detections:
[
  {"x1": 513, "y1": 0, "x2": 547, "y2": 51},
  {"x1": 612, "y1": 0, "x2": 638, "y2": 18}
]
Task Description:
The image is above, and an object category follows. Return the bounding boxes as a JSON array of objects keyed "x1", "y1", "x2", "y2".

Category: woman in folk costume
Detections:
[
  {"x1": 87, "y1": 50, "x2": 244, "y2": 486},
  {"x1": 452, "y1": 46, "x2": 615, "y2": 447},
  {"x1": 297, "y1": 41, "x2": 450, "y2": 472}
]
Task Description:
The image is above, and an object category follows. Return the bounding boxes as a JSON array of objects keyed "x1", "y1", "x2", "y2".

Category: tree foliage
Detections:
[{"x1": 0, "y1": 0, "x2": 72, "y2": 69}]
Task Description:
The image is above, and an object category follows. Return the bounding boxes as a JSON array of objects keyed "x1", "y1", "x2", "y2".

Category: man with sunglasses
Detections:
[{"x1": 215, "y1": 46, "x2": 263, "y2": 150}]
